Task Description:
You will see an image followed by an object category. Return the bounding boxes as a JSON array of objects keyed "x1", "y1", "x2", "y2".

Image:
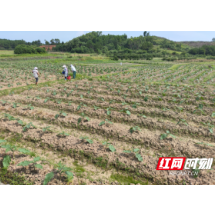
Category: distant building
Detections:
[{"x1": 39, "y1": 45, "x2": 56, "y2": 51}]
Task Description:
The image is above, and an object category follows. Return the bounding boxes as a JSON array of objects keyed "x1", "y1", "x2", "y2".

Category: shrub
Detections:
[
  {"x1": 111, "y1": 55, "x2": 118, "y2": 61},
  {"x1": 206, "y1": 56, "x2": 215, "y2": 60},
  {"x1": 146, "y1": 54, "x2": 153, "y2": 60},
  {"x1": 35, "y1": 47, "x2": 46, "y2": 54},
  {"x1": 14, "y1": 45, "x2": 47, "y2": 54}
]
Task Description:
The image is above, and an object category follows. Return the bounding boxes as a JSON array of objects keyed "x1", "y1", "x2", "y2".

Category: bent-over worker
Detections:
[
  {"x1": 32, "y1": 67, "x2": 39, "y2": 85},
  {"x1": 62, "y1": 65, "x2": 68, "y2": 80},
  {"x1": 71, "y1": 64, "x2": 77, "y2": 79}
]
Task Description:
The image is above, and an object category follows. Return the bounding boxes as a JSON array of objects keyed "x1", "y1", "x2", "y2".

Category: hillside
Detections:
[
  {"x1": 179, "y1": 41, "x2": 215, "y2": 48},
  {"x1": 3, "y1": 32, "x2": 215, "y2": 59},
  {"x1": 53, "y1": 31, "x2": 191, "y2": 54}
]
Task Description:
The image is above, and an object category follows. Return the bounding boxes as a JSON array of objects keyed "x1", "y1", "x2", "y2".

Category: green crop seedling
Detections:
[
  {"x1": 176, "y1": 118, "x2": 188, "y2": 126},
  {"x1": 129, "y1": 126, "x2": 141, "y2": 134},
  {"x1": 195, "y1": 142, "x2": 214, "y2": 147},
  {"x1": 17, "y1": 157, "x2": 43, "y2": 171},
  {"x1": 23, "y1": 122, "x2": 36, "y2": 132},
  {"x1": 55, "y1": 111, "x2": 67, "y2": 119},
  {"x1": 42, "y1": 126, "x2": 53, "y2": 133},
  {"x1": 25, "y1": 104, "x2": 34, "y2": 110},
  {"x1": 80, "y1": 136, "x2": 93, "y2": 144},
  {"x1": 57, "y1": 131, "x2": 69, "y2": 137},
  {"x1": 160, "y1": 130, "x2": 176, "y2": 140},
  {"x1": 120, "y1": 108, "x2": 131, "y2": 115},
  {"x1": 99, "y1": 119, "x2": 113, "y2": 126},
  {"x1": 102, "y1": 142, "x2": 116, "y2": 152},
  {"x1": 4, "y1": 113, "x2": 17, "y2": 121},
  {"x1": 0, "y1": 144, "x2": 18, "y2": 158},
  {"x1": 123, "y1": 148, "x2": 143, "y2": 162},
  {"x1": 43, "y1": 161, "x2": 73, "y2": 185},
  {"x1": 78, "y1": 112, "x2": 90, "y2": 124},
  {"x1": 44, "y1": 97, "x2": 50, "y2": 103}
]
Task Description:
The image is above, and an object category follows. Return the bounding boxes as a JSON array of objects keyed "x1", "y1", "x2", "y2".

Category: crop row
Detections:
[
  {"x1": 2, "y1": 97, "x2": 215, "y2": 142},
  {"x1": 0, "y1": 119, "x2": 214, "y2": 185},
  {"x1": 19, "y1": 88, "x2": 215, "y2": 118},
  {"x1": 1, "y1": 102, "x2": 214, "y2": 159}
]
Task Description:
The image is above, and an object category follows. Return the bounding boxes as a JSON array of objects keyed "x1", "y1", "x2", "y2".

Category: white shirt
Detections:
[
  {"x1": 63, "y1": 67, "x2": 68, "y2": 76},
  {"x1": 71, "y1": 64, "x2": 76, "y2": 72},
  {"x1": 32, "y1": 70, "x2": 38, "y2": 78}
]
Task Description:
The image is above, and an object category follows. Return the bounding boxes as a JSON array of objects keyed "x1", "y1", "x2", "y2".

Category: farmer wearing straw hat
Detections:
[
  {"x1": 71, "y1": 64, "x2": 77, "y2": 79},
  {"x1": 32, "y1": 67, "x2": 39, "y2": 85},
  {"x1": 62, "y1": 65, "x2": 68, "y2": 80}
]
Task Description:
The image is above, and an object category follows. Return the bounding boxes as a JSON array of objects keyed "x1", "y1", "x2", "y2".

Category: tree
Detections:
[
  {"x1": 37, "y1": 40, "x2": 42, "y2": 46},
  {"x1": 31, "y1": 40, "x2": 41, "y2": 46},
  {"x1": 55, "y1": 39, "x2": 60, "y2": 44},
  {"x1": 97, "y1": 31, "x2": 102, "y2": 37},
  {"x1": 181, "y1": 52, "x2": 187, "y2": 57},
  {"x1": 212, "y1": 38, "x2": 215, "y2": 42},
  {"x1": 162, "y1": 51, "x2": 167, "y2": 56},
  {"x1": 143, "y1": 31, "x2": 150, "y2": 37},
  {"x1": 50, "y1": 39, "x2": 55, "y2": 45},
  {"x1": 86, "y1": 40, "x2": 93, "y2": 49},
  {"x1": 141, "y1": 41, "x2": 153, "y2": 51},
  {"x1": 45, "y1": 40, "x2": 50, "y2": 45}
]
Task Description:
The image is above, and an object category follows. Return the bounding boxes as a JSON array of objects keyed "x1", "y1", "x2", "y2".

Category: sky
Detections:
[{"x1": 0, "y1": 31, "x2": 215, "y2": 43}]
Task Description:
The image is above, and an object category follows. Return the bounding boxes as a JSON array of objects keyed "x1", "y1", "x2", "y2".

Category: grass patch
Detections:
[
  {"x1": 0, "y1": 168, "x2": 34, "y2": 185},
  {"x1": 110, "y1": 173, "x2": 148, "y2": 185},
  {"x1": 73, "y1": 161, "x2": 85, "y2": 173},
  {"x1": 0, "y1": 79, "x2": 67, "y2": 97},
  {"x1": 169, "y1": 64, "x2": 182, "y2": 70}
]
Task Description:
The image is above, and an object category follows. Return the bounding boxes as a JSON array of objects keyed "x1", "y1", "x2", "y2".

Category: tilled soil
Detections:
[
  {"x1": 8, "y1": 91, "x2": 215, "y2": 125},
  {"x1": 0, "y1": 120, "x2": 214, "y2": 185},
  {"x1": 1, "y1": 103, "x2": 215, "y2": 158},
  {"x1": 1, "y1": 74, "x2": 215, "y2": 185},
  {"x1": 1, "y1": 99, "x2": 215, "y2": 143}
]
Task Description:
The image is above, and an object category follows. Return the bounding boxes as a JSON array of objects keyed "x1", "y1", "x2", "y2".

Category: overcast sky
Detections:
[{"x1": 0, "y1": 31, "x2": 215, "y2": 43}]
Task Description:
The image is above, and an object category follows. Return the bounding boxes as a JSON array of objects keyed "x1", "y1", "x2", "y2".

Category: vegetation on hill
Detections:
[
  {"x1": 180, "y1": 41, "x2": 215, "y2": 48},
  {"x1": 53, "y1": 31, "x2": 187, "y2": 53},
  {"x1": 52, "y1": 31, "x2": 191, "y2": 60},
  {"x1": 188, "y1": 45, "x2": 215, "y2": 56},
  {"x1": 3, "y1": 31, "x2": 215, "y2": 60}
]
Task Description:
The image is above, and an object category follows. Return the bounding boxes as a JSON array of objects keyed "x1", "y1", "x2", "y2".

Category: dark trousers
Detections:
[{"x1": 73, "y1": 71, "x2": 76, "y2": 79}]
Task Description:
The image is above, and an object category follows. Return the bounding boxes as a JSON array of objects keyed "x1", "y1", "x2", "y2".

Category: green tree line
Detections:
[
  {"x1": 53, "y1": 31, "x2": 155, "y2": 54},
  {"x1": 0, "y1": 39, "x2": 26, "y2": 50},
  {"x1": 0, "y1": 38, "x2": 61, "y2": 50},
  {"x1": 188, "y1": 45, "x2": 215, "y2": 56}
]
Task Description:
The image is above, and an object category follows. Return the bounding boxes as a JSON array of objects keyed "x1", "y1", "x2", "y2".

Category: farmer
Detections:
[
  {"x1": 71, "y1": 64, "x2": 77, "y2": 79},
  {"x1": 32, "y1": 67, "x2": 39, "y2": 85},
  {"x1": 62, "y1": 65, "x2": 68, "y2": 80}
]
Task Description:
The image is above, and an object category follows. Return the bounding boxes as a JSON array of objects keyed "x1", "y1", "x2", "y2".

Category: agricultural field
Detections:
[
  {"x1": 0, "y1": 56, "x2": 215, "y2": 185},
  {"x1": 0, "y1": 50, "x2": 15, "y2": 55}
]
